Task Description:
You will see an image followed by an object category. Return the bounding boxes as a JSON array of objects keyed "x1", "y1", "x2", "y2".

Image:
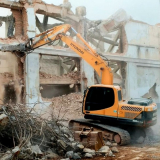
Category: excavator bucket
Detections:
[{"x1": 74, "y1": 127, "x2": 104, "y2": 151}]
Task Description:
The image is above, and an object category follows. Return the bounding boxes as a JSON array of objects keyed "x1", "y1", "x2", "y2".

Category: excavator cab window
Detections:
[{"x1": 85, "y1": 87, "x2": 115, "y2": 111}]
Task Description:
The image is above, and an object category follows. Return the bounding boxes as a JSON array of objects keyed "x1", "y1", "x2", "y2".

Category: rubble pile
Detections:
[
  {"x1": 40, "y1": 71, "x2": 81, "y2": 83},
  {"x1": 43, "y1": 93, "x2": 83, "y2": 122},
  {"x1": 0, "y1": 103, "x2": 120, "y2": 160},
  {"x1": 0, "y1": 104, "x2": 77, "y2": 159}
]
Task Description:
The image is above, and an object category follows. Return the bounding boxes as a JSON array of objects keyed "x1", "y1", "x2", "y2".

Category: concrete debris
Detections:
[
  {"x1": 60, "y1": 0, "x2": 72, "y2": 11},
  {"x1": 76, "y1": 6, "x2": 86, "y2": 16},
  {"x1": 0, "y1": 104, "x2": 80, "y2": 159},
  {"x1": 97, "y1": 9, "x2": 131, "y2": 36},
  {"x1": 65, "y1": 151, "x2": 81, "y2": 159},
  {"x1": 40, "y1": 71, "x2": 81, "y2": 84},
  {"x1": 76, "y1": 144, "x2": 84, "y2": 151},
  {"x1": 65, "y1": 151, "x2": 74, "y2": 158},
  {"x1": 12, "y1": 146, "x2": 20, "y2": 154},
  {"x1": 43, "y1": 93, "x2": 83, "y2": 122},
  {"x1": 0, "y1": 151, "x2": 12, "y2": 160},
  {"x1": 84, "y1": 153, "x2": 93, "y2": 158},
  {"x1": 46, "y1": 152, "x2": 59, "y2": 159},
  {"x1": 105, "y1": 141, "x2": 112, "y2": 146},
  {"x1": 108, "y1": 150, "x2": 115, "y2": 157},
  {"x1": 111, "y1": 142, "x2": 118, "y2": 146},
  {"x1": 30, "y1": 145, "x2": 43, "y2": 155},
  {"x1": 0, "y1": 114, "x2": 8, "y2": 127},
  {"x1": 73, "y1": 152, "x2": 81, "y2": 159},
  {"x1": 98, "y1": 146, "x2": 110, "y2": 153},
  {"x1": 111, "y1": 147, "x2": 119, "y2": 153},
  {"x1": 83, "y1": 148, "x2": 96, "y2": 155},
  {"x1": 0, "y1": 101, "x2": 117, "y2": 159}
]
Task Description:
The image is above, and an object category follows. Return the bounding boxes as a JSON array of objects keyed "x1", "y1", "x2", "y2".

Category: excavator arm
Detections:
[{"x1": 1, "y1": 24, "x2": 113, "y2": 85}]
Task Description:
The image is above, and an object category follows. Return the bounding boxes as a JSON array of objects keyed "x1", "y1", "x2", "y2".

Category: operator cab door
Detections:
[{"x1": 84, "y1": 87, "x2": 118, "y2": 118}]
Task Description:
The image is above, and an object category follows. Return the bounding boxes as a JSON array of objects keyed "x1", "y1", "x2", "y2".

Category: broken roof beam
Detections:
[
  {"x1": 34, "y1": 3, "x2": 80, "y2": 22},
  {"x1": 89, "y1": 33, "x2": 118, "y2": 46},
  {"x1": 107, "y1": 30, "x2": 120, "y2": 52},
  {"x1": 0, "y1": 1, "x2": 80, "y2": 23},
  {"x1": 0, "y1": 0, "x2": 23, "y2": 9}
]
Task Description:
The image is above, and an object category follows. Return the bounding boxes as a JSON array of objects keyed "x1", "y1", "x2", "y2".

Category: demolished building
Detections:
[
  {"x1": 0, "y1": 0, "x2": 159, "y2": 109},
  {"x1": 0, "y1": 0, "x2": 160, "y2": 159}
]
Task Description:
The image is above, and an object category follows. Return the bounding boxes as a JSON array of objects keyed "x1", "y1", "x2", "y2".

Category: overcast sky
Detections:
[{"x1": 44, "y1": 0, "x2": 160, "y2": 25}]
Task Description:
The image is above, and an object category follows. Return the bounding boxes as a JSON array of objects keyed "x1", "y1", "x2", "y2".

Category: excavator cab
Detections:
[{"x1": 82, "y1": 85, "x2": 157, "y2": 128}]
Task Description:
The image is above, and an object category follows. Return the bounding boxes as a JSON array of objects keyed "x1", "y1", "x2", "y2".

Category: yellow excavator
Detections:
[{"x1": 2, "y1": 24, "x2": 157, "y2": 145}]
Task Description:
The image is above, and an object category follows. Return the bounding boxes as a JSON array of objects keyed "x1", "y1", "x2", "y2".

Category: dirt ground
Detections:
[
  {"x1": 81, "y1": 143, "x2": 160, "y2": 160},
  {"x1": 43, "y1": 93, "x2": 160, "y2": 160}
]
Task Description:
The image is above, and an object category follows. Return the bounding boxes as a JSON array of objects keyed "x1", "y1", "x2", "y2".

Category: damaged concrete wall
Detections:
[
  {"x1": 123, "y1": 21, "x2": 160, "y2": 104},
  {"x1": 0, "y1": 51, "x2": 23, "y2": 104},
  {"x1": 0, "y1": 0, "x2": 94, "y2": 105}
]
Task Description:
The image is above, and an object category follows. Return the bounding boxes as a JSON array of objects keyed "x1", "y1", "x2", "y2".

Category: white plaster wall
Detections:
[
  {"x1": 137, "y1": 66, "x2": 160, "y2": 100},
  {"x1": 126, "y1": 63, "x2": 160, "y2": 103},
  {"x1": 124, "y1": 21, "x2": 160, "y2": 104},
  {"x1": 125, "y1": 21, "x2": 160, "y2": 60},
  {"x1": 127, "y1": 46, "x2": 160, "y2": 60},
  {"x1": 125, "y1": 21, "x2": 160, "y2": 48}
]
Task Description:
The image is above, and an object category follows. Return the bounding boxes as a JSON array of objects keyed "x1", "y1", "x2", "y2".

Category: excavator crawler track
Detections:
[{"x1": 69, "y1": 119, "x2": 131, "y2": 145}]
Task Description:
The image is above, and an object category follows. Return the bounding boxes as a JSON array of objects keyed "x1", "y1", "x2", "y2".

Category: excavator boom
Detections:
[{"x1": 1, "y1": 24, "x2": 113, "y2": 85}]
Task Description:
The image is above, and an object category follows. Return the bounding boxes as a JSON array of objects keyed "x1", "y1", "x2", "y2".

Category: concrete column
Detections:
[
  {"x1": 24, "y1": 7, "x2": 41, "y2": 106},
  {"x1": 126, "y1": 62, "x2": 138, "y2": 99},
  {"x1": 25, "y1": 8, "x2": 36, "y2": 38},
  {"x1": 77, "y1": 20, "x2": 94, "y2": 92},
  {"x1": 25, "y1": 53, "x2": 40, "y2": 105}
]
